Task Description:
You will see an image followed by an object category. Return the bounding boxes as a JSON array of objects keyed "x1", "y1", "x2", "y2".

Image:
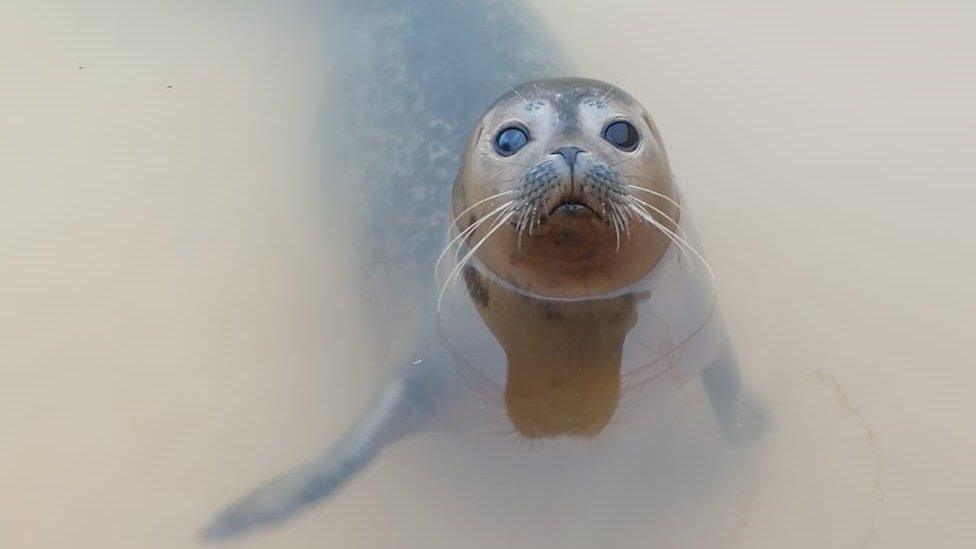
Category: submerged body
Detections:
[{"x1": 202, "y1": 0, "x2": 753, "y2": 541}]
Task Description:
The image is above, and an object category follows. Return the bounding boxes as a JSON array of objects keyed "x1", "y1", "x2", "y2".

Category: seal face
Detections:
[{"x1": 446, "y1": 78, "x2": 682, "y2": 300}]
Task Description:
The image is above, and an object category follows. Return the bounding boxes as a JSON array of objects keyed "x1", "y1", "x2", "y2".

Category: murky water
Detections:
[{"x1": 2, "y1": 1, "x2": 974, "y2": 548}]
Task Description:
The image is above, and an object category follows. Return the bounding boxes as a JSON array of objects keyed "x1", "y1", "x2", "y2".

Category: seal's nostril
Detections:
[{"x1": 552, "y1": 146, "x2": 584, "y2": 167}]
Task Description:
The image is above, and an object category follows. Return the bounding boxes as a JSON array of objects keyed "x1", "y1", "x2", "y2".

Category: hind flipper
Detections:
[{"x1": 200, "y1": 364, "x2": 435, "y2": 541}]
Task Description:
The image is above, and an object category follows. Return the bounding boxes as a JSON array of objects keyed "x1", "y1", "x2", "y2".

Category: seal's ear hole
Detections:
[
  {"x1": 603, "y1": 120, "x2": 640, "y2": 152},
  {"x1": 494, "y1": 126, "x2": 529, "y2": 157}
]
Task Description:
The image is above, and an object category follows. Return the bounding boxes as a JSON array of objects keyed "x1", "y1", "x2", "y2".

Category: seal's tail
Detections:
[{"x1": 199, "y1": 370, "x2": 432, "y2": 541}]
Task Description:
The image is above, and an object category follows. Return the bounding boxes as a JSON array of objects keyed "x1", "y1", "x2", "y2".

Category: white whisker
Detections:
[
  {"x1": 448, "y1": 190, "x2": 514, "y2": 231},
  {"x1": 628, "y1": 196, "x2": 687, "y2": 239},
  {"x1": 606, "y1": 203, "x2": 626, "y2": 252},
  {"x1": 628, "y1": 202, "x2": 693, "y2": 272},
  {"x1": 511, "y1": 87, "x2": 529, "y2": 104},
  {"x1": 620, "y1": 201, "x2": 633, "y2": 235},
  {"x1": 627, "y1": 185, "x2": 682, "y2": 212},
  {"x1": 435, "y1": 200, "x2": 513, "y2": 277},
  {"x1": 629, "y1": 204, "x2": 716, "y2": 295},
  {"x1": 608, "y1": 207, "x2": 621, "y2": 251},
  {"x1": 515, "y1": 205, "x2": 531, "y2": 250},
  {"x1": 437, "y1": 209, "x2": 516, "y2": 311},
  {"x1": 617, "y1": 202, "x2": 633, "y2": 237}
]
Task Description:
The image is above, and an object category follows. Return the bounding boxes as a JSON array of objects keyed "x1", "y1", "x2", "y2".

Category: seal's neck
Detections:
[
  {"x1": 464, "y1": 266, "x2": 644, "y2": 438},
  {"x1": 502, "y1": 305, "x2": 627, "y2": 438}
]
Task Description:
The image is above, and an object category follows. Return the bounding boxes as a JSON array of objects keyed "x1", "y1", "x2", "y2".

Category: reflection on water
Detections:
[{"x1": 2, "y1": 0, "x2": 975, "y2": 548}]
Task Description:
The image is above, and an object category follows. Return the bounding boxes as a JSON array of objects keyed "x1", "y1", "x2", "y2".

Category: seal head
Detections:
[{"x1": 449, "y1": 77, "x2": 680, "y2": 299}]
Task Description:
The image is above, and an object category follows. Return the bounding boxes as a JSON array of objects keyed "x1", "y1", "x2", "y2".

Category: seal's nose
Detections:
[{"x1": 552, "y1": 146, "x2": 584, "y2": 167}]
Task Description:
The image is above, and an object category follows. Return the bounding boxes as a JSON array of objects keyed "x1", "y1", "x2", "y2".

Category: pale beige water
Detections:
[{"x1": 2, "y1": 1, "x2": 974, "y2": 548}]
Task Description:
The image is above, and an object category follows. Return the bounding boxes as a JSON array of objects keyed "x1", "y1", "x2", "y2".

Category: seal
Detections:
[
  {"x1": 438, "y1": 78, "x2": 699, "y2": 439},
  {"x1": 200, "y1": 0, "x2": 753, "y2": 541}
]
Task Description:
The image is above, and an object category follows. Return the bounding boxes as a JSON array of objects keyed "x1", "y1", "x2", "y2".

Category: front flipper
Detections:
[
  {"x1": 700, "y1": 329, "x2": 766, "y2": 443},
  {"x1": 200, "y1": 364, "x2": 435, "y2": 541}
]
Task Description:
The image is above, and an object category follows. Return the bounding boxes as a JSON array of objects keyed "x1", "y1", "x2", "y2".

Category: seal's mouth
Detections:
[
  {"x1": 544, "y1": 195, "x2": 610, "y2": 225},
  {"x1": 550, "y1": 200, "x2": 595, "y2": 216}
]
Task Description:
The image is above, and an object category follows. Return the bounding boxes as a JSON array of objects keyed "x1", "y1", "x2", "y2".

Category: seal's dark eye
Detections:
[
  {"x1": 494, "y1": 126, "x2": 528, "y2": 156},
  {"x1": 603, "y1": 120, "x2": 640, "y2": 151}
]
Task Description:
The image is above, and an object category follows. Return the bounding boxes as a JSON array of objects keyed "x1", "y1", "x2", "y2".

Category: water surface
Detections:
[{"x1": 2, "y1": 1, "x2": 974, "y2": 547}]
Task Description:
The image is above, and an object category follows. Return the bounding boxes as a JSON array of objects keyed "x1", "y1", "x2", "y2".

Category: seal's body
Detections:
[
  {"x1": 323, "y1": 0, "x2": 569, "y2": 359},
  {"x1": 201, "y1": 0, "x2": 753, "y2": 541}
]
